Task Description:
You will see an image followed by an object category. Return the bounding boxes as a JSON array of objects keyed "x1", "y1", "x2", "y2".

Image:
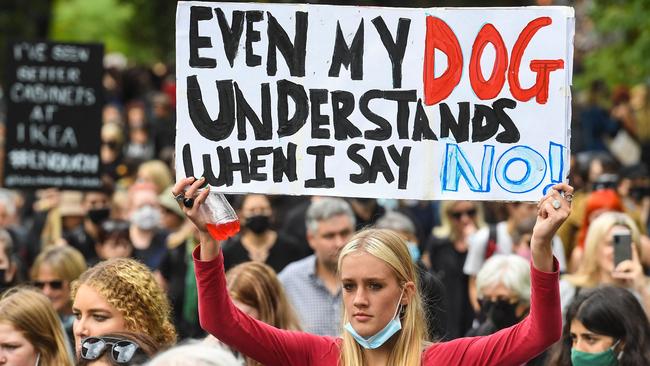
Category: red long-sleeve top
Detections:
[{"x1": 194, "y1": 246, "x2": 561, "y2": 366}]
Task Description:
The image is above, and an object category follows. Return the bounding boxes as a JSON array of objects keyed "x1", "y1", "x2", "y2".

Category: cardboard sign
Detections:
[
  {"x1": 176, "y1": 2, "x2": 574, "y2": 200},
  {"x1": 4, "y1": 41, "x2": 104, "y2": 190}
]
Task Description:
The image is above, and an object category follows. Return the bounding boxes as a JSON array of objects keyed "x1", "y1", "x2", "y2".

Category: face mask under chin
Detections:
[{"x1": 344, "y1": 288, "x2": 405, "y2": 349}]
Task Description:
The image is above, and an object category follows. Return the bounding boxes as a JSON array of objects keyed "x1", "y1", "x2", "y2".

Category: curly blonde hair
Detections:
[{"x1": 71, "y1": 258, "x2": 176, "y2": 347}]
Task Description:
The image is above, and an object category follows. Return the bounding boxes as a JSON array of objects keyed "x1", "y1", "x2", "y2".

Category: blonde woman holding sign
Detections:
[{"x1": 175, "y1": 176, "x2": 571, "y2": 366}]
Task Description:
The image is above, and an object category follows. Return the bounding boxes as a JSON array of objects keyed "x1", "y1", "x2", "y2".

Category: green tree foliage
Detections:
[
  {"x1": 579, "y1": 0, "x2": 650, "y2": 88},
  {"x1": 50, "y1": 0, "x2": 177, "y2": 64},
  {"x1": 50, "y1": 0, "x2": 135, "y2": 59}
]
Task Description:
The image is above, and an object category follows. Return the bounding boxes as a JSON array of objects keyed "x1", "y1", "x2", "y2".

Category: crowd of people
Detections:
[{"x1": 0, "y1": 47, "x2": 649, "y2": 365}]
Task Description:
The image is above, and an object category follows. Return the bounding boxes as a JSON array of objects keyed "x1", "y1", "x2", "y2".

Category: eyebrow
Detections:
[
  {"x1": 72, "y1": 307, "x2": 112, "y2": 314},
  {"x1": 340, "y1": 277, "x2": 387, "y2": 282}
]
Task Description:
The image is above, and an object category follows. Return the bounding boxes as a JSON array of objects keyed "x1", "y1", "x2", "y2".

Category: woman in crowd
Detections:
[
  {"x1": 560, "y1": 212, "x2": 650, "y2": 315},
  {"x1": 466, "y1": 253, "x2": 548, "y2": 365},
  {"x1": 223, "y1": 193, "x2": 303, "y2": 273},
  {"x1": 467, "y1": 254, "x2": 531, "y2": 337},
  {"x1": 77, "y1": 331, "x2": 160, "y2": 366},
  {"x1": 208, "y1": 261, "x2": 301, "y2": 366},
  {"x1": 71, "y1": 257, "x2": 176, "y2": 354},
  {"x1": 568, "y1": 189, "x2": 625, "y2": 272},
  {"x1": 30, "y1": 245, "x2": 87, "y2": 348},
  {"x1": 175, "y1": 177, "x2": 571, "y2": 366},
  {"x1": 0, "y1": 287, "x2": 73, "y2": 365},
  {"x1": 424, "y1": 200, "x2": 485, "y2": 339},
  {"x1": 227, "y1": 261, "x2": 301, "y2": 332},
  {"x1": 547, "y1": 286, "x2": 650, "y2": 366}
]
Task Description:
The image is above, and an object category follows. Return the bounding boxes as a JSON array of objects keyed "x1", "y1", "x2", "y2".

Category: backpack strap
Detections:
[{"x1": 484, "y1": 224, "x2": 498, "y2": 260}]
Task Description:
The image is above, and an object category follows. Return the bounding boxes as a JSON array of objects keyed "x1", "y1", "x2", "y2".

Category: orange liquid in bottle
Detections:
[{"x1": 206, "y1": 220, "x2": 241, "y2": 241}]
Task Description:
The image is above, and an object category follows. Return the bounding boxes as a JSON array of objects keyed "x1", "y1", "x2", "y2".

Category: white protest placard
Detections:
[{"x1": 175, "y1": 2, "x2": 574, "y2": 201}]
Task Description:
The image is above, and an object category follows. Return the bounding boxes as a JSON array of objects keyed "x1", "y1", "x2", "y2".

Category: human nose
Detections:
[
  {"x1": 334, "y1": 235, "x2": 347, "y2": 250},
  {"x1": 73, "y1": 316, "x2": 89, "y2": 340},
  {"x1": 352, "y1": 288, "x2": 368, "y2": 308},
  {"x1": 572, "y1": 339, "x2": 585, "y2": 352},
  {"x1": 0, "y1": 349, "x2": 7, "y2": 365},
  {"x1": 41, "y1": 285, "x2": 54, "y2": 298}
]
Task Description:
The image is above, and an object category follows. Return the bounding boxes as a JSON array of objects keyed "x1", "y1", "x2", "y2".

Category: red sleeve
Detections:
[
  {"x1": 193, "y1": 246, "x2": 340, "y2": 366},
  {"x1": 423, "y1": 258, "x2": 561, "y2": 366}
]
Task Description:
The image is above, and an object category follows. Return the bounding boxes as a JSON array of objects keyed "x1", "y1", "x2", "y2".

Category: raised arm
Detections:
[
  {"x1": 172, "y1": 178, "x2": 336, "y2": 366},
  {"x1": 530, "y1": 183, "x2": 572, "y2": 272},
  {"x1": 424, "y1": 183, "x2": 572, "y2": 366}
]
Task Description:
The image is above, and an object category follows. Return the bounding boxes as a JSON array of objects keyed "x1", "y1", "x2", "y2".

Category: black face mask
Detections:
[
  {"x1": 480, "y1": 299, "x2": 520, "y2": 329},
  {"x1": 88, "y1": 208, "x2": 111, "y2": 225},
  {"x1": 244, "y1": 215, "x2": 271, "y2": 234}
]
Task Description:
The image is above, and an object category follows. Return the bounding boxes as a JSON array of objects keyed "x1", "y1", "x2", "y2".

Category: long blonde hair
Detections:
[
  {"x1": 564, "y1": 212, "x2": 641, "y2": 288},
  {"x1": 226, "y1": 261, "x2": 301, "y2": 331},
  {"x1": 227, "y1": 261, "x2": 301, "y2": 366},
  {"x1": 0, "y1": 287, "x2": 73, "y2": 365},
  {"x1": 337, "y1": 229, "x2": 428, "y2": 366}
]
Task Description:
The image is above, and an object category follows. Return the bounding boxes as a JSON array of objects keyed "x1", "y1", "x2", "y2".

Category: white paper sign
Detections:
[{"x1": 175, "y1": 2, "x2": 574, "y2": 201}]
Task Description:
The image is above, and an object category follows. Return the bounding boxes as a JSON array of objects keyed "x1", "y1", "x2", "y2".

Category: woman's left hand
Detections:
[{"x1": 530, "y1": 183, "x2": 573, "y2": 272}]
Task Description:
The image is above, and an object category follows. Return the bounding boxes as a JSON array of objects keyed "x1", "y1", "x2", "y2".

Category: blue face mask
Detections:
[
  {"x1": 406, "y1": 241, "x2": 421, "y2": 263},
  {"x1": 344, "y1": 288, "x2": 404, "y2": 349},
  {"x1": 570, "y1": 340, "x2": 621, "y2": 366}
]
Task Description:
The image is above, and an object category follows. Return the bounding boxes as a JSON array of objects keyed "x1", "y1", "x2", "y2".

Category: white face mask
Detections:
[{"x1": 130, "y1": 205, "x2": 161, "y2": 230}]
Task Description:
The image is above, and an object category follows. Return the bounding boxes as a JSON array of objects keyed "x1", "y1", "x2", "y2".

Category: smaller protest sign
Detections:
[{"x1": 3, "y1": 41, "x2": 104, "y2": 190}]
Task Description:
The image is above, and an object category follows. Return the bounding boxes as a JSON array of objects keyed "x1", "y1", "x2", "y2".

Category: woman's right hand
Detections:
[
  {"x1": 172, "y1": 176, "x2": 211, "y2": 232},
  {"x1": 172, "y1": 177, "x2": 221, "y2": 260}
]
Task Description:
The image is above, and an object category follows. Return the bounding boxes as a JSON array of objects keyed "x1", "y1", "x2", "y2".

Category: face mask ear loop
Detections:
[
  {"x1": 366, "y1": 287, "x2": 406, "y2": 344},
  {"x1": 393, "y1": 287, "x2": 405, "y2": 319},
  {"x1": 613, "y1": 340, "x2": 624, "y2": 361}
]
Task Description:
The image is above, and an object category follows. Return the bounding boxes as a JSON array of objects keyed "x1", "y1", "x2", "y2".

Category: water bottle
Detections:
[{"x1": 195, "y1": 190, "x2": 240, "y2": 240}]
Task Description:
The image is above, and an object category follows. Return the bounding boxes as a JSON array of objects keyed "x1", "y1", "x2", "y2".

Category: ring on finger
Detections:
[
  {"x1": 183, "y1": 197, "x2": 195, "y2": 208},
  {"x1": 552, "y1": 199, "x2": 561, "y2": 210},
  {"x1": 174, "y1": 192, "x2": 185, "y2": 204},
  {"x1": 564, "y1": 193, "x2": 573, "y2": 203}
]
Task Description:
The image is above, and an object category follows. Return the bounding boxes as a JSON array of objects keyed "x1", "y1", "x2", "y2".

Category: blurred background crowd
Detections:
[{"x1": 1, "y1": 0, "x2": 650, "y2": 365}]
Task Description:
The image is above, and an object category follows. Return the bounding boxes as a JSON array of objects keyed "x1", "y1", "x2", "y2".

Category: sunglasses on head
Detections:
[
  {"x1": 81, "y1": 337, "x2": 144, "y2": 364},
  {"x1": 449, "y1": 208, "x2": 477, "y2": 220},
  {"x1": 33, "y1": 280, "x2": 64, "y2": 290}
]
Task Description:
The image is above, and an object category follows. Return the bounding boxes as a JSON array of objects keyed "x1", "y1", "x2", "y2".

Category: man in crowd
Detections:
[{"x1": 279, "y1": 198, "x2": 355, "y2": 336}]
